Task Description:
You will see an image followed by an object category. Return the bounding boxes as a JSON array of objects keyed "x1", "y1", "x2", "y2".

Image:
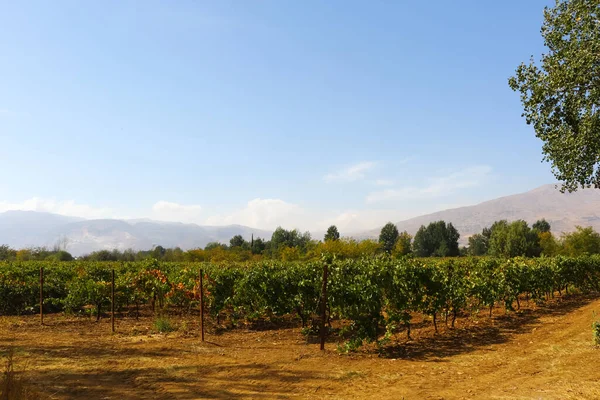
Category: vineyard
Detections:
[{"x1": 1, "y1": 255, "x2": 599, "y2": 352}]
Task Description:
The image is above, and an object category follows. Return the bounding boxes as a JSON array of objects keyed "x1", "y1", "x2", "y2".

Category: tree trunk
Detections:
[{"x1": 432, "y1": 313, "x2": 438, "y2": 333}]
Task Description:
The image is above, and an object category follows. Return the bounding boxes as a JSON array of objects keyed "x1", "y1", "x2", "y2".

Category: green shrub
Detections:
[{"x1": 153, "y1": 317, "x2": 175, "y2": 333}]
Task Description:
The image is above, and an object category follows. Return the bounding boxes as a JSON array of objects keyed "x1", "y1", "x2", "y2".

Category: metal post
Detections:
[
  {"x1": 320, "y1": 263, "x2": 329, "y2": 351},
  {"x1": 39, "y1": 266, "x2": 44, "y2": 325},
  {"x1": 111, "y1": 269, "x2": 115, "y2": 333},
  {"x1": 200, "y1": 269, "x2": 205, "y2": 342}
]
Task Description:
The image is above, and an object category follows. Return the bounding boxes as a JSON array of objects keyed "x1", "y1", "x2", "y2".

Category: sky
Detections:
[{"x1": 0, "y1": 0, "x2": 558, "y2": 234}]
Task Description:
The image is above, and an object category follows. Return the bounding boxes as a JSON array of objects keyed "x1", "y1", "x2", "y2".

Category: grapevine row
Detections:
[{"x1": 0, "y1": 256, "x2": 599, "y2": 349}]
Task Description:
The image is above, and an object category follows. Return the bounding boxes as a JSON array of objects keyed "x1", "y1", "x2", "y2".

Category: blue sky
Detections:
[{"x1": 0, "y1": 0, "x2": 557, "y2": 233}]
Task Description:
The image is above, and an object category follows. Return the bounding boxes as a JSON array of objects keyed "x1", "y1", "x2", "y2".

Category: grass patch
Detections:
[
  {"x1": 153, "y1": 317, "x2": 175, "y2": 333},
  {"x1": 0, "y1": 348, "x2": 40, "y2": 400}
]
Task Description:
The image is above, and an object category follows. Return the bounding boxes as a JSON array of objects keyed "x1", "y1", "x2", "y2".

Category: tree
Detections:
[
  {"x1": 251, "y1": 237, "x2": 266, "y2": 254},
  {"x1": 205, "y1": 242, "x2": 227, "y2": 251},
  {"x1": 393, "y1": 231, "x2": 412, "y2": 256},
  {"x1": 539, "y1": 231, "x2": 559, "y2": 256},
  {"x1": 379, "y1": 222, "x2": 399, "y2": 254},
  {"x1": 532, "y1": 219, "x2": 551, "y2": 233},
  {"x1": 270, "y1": 227, "x2": 311, "y2": 250},
  {"x1": 229, "y1": 235, "x2": 247, "y2": 248},
  {"x1": 488, "y1": 220, "x2": 541, "y2": 257},
  {"x1": 561, "y1": 226, "x2": 600, "y2": 255},
  {"x1": 324, "y1": 225, "x2": 340, "y2": 242},
  {"x1": 509, "y1": 0, "x2": 600, "y2": 191},
  {"x1": 51, "y1": 250, "x2": 74, "y2": 261},
  {"x1": 467, "y1": 233, "x2": 488, "y2": 256},
  {"x1": 412, "y1": 221, "x2": 460, "y2": 257},
  {"x1": 0, "y1": 245, "x2": 16, "y2": 261},
  {"x1": 151, "y1": 245, "x2": 166, "y2": 260}
]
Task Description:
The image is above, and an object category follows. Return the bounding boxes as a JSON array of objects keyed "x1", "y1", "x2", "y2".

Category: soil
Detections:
[{"x1": 1, "y1": 294, "x2": 599, "y2": 400}]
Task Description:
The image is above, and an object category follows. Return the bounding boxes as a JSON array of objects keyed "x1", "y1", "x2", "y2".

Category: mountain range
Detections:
[
  {"x1": 2, "y1": 184, "x2": 600, "y2": 255},
  {"x1": 0, "y1": 211, "x2": 271, "y2": 256},
  {"x1": 364, "y1": 184, "x2": 600, "y2": 244}
]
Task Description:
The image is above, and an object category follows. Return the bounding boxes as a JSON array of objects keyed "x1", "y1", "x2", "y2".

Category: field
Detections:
[
  {"x1": 1, "y1": 293, "x2": 599, "y2": 399},
  {"x1": 1, "y1": 257, "x2": 600, "y2": 399}
]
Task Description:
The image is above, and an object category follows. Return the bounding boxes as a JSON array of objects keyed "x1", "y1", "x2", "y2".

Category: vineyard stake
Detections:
[
  {"x1": 200, "y1": 269, "x2": 205, "y2": 342},
  {"x1": 39, "y1": 266, "x2": 44, "y2": 325},
  {"x1": 320, "y1": 262, "x2": 329, "y2": 351},
  {"x1": 111, "y1": 269, "x2": 115, "y2": 333}
]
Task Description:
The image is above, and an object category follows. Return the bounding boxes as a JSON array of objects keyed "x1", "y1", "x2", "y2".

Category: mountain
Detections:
[
  {"x1": 0, "y1": 211, "x2": 272, "y2": 256},
  {"x1": 0, "y1": 211, "x2": 83, "y2": 249},
  {"x1": 363, "y1": 184, "x2": 600, "y2": 244}
]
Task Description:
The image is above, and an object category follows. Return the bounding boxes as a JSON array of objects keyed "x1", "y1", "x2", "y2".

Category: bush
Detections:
[{"x1": 153, "y1": 317, "x2": 175, "y2": 333}]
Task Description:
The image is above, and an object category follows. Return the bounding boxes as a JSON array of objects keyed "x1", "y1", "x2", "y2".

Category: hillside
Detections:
[
  {"x1": 0, "y1": 211, "x2": 272, "y2": 255},
  {"x1": 364, "y1": 184, "x2": 600, "y2": 242}
]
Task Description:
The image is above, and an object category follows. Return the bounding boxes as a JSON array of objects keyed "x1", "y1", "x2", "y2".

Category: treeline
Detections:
[
  {"x1": 466, "y1": 219, "x2": 600, "y2": 257},
  {"x1": 2, "y1": 219, "x2": 600, "y2": 262}
]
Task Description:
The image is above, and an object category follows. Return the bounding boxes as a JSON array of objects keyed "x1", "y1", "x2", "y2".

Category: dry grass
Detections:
[
  {"x1": 0, "y1": 349, "x2": 40, "y2": 400},
  {"x1": 0, "y1": 294, "x2": 599, "y2": 399}
]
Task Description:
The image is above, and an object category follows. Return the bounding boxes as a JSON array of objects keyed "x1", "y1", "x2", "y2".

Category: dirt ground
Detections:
[{"x1": 1, "y1": 295, "x2": 599, "y2": 400}]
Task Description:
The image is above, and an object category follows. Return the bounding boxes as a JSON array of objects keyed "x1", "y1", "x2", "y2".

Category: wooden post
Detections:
[
  {"x1": 320, "y1": 262, "x2": 329, "y2": 351},
  {"x1": 39, "y1": 266, "x2": 44, "y2": 325},
  {"x1": 199, "y1": 269, "x2": 205, "y2": 342},
  {"x1": 111, "y1": 269, "x2": 115, "y2": 333}
]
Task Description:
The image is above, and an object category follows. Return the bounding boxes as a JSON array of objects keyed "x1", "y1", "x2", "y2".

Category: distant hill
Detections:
[
  {"x1": 362, "y1": 184, "x2": 600, "y2": 244},
  {"x1": 0, "y1": 211, "x2": 272, "y2": 256}
]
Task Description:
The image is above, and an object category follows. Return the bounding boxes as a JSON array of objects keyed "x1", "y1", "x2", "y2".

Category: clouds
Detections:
[
  {"x1": 205, "y1": 198, "x2": 307, "y2": 230},
  {"x1": 323, "y1": 161, "x2": 377, "y2": 183},
  {"x1": 366, "y1": 165, "x2": 492, "y2": 204},
  {"x1": 0, "y1": 198, "x2": 114, "y2": 219},
  {"x1": 0, "y1": 164, "x2": 493, "y2": 234},
  {"x1": 151, "y1": 201, "x2": 203, "y2": 223}
]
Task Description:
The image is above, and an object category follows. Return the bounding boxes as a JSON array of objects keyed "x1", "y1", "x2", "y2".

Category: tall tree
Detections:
[
  {"x1": 488, "y1": 220, "x2": 541, "y2": 257},
  {"x1": 229, "y1": 235, "x2": 247, "y2": 248},
  {"x1": 0, "y1": 245, "x2": 16, "y2": 261},
  {"x1": 533, "y1": 219, "x2": 551, "y2": 233},
  {"x1": 324, "y1": 225, "x2": 340, "y2": 242},
  {"x1": 509, "y1": 0, "x2": 600, "y2": 191},
  {"x1": 379, "y1": 222, "x2": 399, "y2": 254},
  {"x1": 467, "y1": 234, "x2": 488, "y2": 256},
  {"x1": 561, "y1": 226, "x2": 600, "y2": 255},
  {"x1": 393, "y1": 231, "x2": 412, "y2": 256},
  {"x1": 412, "y1": 221, "x2": 460, "y2": 257}
]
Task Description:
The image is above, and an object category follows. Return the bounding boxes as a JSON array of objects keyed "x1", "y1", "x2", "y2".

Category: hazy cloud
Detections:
[
  {"x1": 323, "y1": 161, "x2": 377, "y2": 183},
  {"x1": 366, "y1": 165, "x2": 492, "y2": 204},
  {"x1": 151, "y1": 201, "x2": 203, "y2": 223},
  {"x1": 374, "y1": 179, "x2": 395, "y2": 186},
  {"x1": 205, "y1": 198, "x2": 308, "y2": 230},
  {"x1": 0, "y1": 198, "x2": 114, "y2": 219}
]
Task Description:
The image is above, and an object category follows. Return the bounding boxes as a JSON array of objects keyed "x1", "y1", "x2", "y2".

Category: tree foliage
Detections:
[
  {"x1": 467, "y1": 234, "x2": 489, "y2": 256},
  {"x1": 533, "y1": 219, "x2": 552, "y2": 233},
  {"x1": 412, "y1": 221, "x2": 460, "y2": 257},
  {"x1": 561, "y1": 225, "x2": 600, "y2": 255},
  {"x1": 379, "y1": 223, "x2": 399, "y2": 254},
  {"x1": 393, "y1": 231, "x2": 412, "y2": 256},
  {"x1": 509, "y1": 0, "x2": 600, "y2": 191},
  {"x1": 488, "y1": 220, "x2": 541, "y2": 257},
  {"x1": 324, "y1": 225, "x2": 340, "y2": 242}
]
